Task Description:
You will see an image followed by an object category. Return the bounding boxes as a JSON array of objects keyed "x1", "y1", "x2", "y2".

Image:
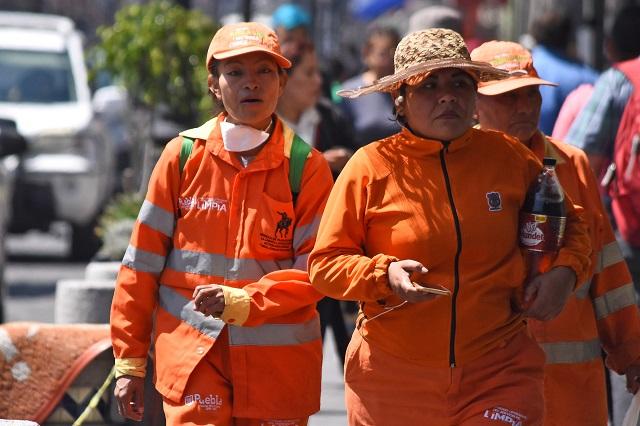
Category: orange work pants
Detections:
[
  {"x1": 162, "y1": 328, "x2": 308, "y2": 426},
  {"x1": 345, "y1": 329, "x2": 545, "y2": 426}
]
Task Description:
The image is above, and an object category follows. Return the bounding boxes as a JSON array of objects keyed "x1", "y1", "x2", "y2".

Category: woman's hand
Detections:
[
  {"x1": 523, "y1": 266, "x2": 576, "y2": 321},
  {"x1": 114, "y1": 375, "x2": 144, "y2": 421},
  {"x1": 387, "y1": 260, "x2": 442, "y2": 303},
  {"x1": 193, "y1": 284, "x2": 225, "y2": 317}
]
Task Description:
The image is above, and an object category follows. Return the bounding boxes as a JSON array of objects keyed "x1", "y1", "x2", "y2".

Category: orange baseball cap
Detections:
[
  {"x1": 470, "y1": 40, "x2": 557, "y2": 95},
  {"x1": 206, "y1": 22, "x2": 291, "y2": 70}
]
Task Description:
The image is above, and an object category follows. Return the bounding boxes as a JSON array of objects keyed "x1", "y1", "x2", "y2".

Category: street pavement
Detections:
[{"x1": 309, "y1": 328, "x2": 347, "y2": 426}]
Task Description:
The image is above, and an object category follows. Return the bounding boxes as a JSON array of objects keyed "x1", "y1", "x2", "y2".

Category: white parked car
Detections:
[
  {"x1": 0, "y1": 11, "x2": 123, "y2": 260},
  {"x1": 0, "y1": 118, "x2": 27, "y2": 322}
]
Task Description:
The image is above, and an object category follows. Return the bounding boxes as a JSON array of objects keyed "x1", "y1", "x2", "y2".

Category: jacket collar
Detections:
[
  {"x1": 180, "y1": 112, "x2": 287, "y2": 171},
  {"x1": 395, "y1": 126, "x2": 475, "y2": 157},
  {"x1": 528, "y1": 130, "x2": 565, "y2": 165}
]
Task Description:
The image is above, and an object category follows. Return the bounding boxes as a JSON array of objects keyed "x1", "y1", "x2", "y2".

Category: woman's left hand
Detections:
[
  {"x1": 192, "y1": 284, "x2": 225, "y2": 317},
  {"x1": 523, "y1": 266, "x2": 576, "y2": 321}
]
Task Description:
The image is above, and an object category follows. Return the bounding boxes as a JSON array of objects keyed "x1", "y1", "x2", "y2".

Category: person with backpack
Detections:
[
  {"x1": 110, "y1": 22, "x2": 333, "y2": 425},
  {"x1": 309, "y1": 28, "x2": 592, "y2": 425},
  {"x1": 472, "y1": 40, "x2": 640, "y2": 426},
  {"x1": 565, "y1": 6, "x2": 640, "y2": 424}
]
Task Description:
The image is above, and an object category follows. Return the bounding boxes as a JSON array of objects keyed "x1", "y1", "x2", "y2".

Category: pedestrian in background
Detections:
[
  {"x1": 276, "y1": 38, "x2": 357, "y2": 367},
  {"x1": 530, "y1": 10, "x2": 598, "y2": 135},
  {"x1": 111, "y1": 21, "x2": 333, "y2": 425},
  {"x1": 473, "y1": 40, "x2": 640, "y2": 426},
  {"x1": 340, "y1": 26, "x2": 401, "y2": 148},
  {"x1": 566, "y1": 6, "x2": 640, "y2": 424},
  {"x1": 310, "y1": 28, "x2": 592, "y2": 425}
]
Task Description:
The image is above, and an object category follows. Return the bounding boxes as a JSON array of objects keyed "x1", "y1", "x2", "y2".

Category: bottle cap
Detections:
[{"x1": 543, "y1": 157, "x2": 557, "y2": 166}]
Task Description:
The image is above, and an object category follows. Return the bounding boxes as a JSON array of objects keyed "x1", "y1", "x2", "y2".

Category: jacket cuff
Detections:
[
  {"x1": 372, "y1": 254, "x2": 398, "y2": 298},
  {"x1": 220, "y1": 285, "x2": 251, "y2": 326},
  {"x1": 114, "y1": 357, "x2": 147, "y2": 378},
  {"x1": 605, "y1": 340, "x2": 640, "y2": 374},
  {"x1": 552, "y1": 253, "x2": 587, "y2": 290}
]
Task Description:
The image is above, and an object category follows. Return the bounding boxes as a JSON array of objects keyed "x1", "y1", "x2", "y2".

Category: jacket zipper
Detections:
[{"x1": 439, "y1": 143, "x2": 462, "y2": 367}]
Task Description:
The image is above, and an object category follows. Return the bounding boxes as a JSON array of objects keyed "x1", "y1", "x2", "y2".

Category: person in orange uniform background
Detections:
[
  {"x1": 309, "y1": 28, "x2": 592, "y2": 426},
  {"x1": 110, "y1": 22, "x2": 333, "y2": 426},
  {"x1": 472, "y1": 40, "x2": 640, "y2": 426}
]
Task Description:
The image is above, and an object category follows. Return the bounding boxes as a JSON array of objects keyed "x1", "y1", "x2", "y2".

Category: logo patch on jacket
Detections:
[
  {"x1": 184, "y1": 393, "x2": 223, "y2": 411},
  {"x1": 259, "y1": 211, "x2": 293, "y2": 252},
  {"x1": 482, "y1": 406, "x2": 526, "y2": 425},
  {"x1": 486, "y1": 192, "x2": 502, "y2": 212},
  {"x1": 178, "y1": 196, "x2": 228, "y2": 212}
]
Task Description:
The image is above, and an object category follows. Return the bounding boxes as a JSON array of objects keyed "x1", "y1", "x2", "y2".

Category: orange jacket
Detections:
[
  {"x1": 110, "y1": 114, "x2": 333, "y2": 418},
  {"x1": 527, "y1": 132, "x2": 640, "y2": 425},
  {"x1": 309, "y1": 127, "x2": 591, "y2": 367}
]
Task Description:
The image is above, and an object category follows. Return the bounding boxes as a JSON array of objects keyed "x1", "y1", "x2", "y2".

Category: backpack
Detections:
[
  {"x1": 178, "y1": 133, "x2": 311, "y2": 204},
  {"x1": 610, "y1": 58, "x2": 640, "y2": 246}
]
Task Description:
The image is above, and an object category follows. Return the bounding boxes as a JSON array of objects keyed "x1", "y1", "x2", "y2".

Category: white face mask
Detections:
[{"x1": 220, "y1": 119, "x2": 271, "y2": 152}]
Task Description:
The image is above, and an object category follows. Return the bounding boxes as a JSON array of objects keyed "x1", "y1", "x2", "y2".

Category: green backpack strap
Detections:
[
  {"x1": 289, "y1": 134, "x2": 311, "y2": 204},
  {"x1": 179, "y1": 136, "x2": 194, "y2": 175}
]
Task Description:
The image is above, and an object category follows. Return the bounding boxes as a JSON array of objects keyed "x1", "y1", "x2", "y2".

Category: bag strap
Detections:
[
  {"x1": 289, "y1": 133, "x2": 312, "y2": 202},
  {"x1": 178, "y1": 134, "x2": 310, "y2": 204},
  {"x1": 179, "y1": 136, "x2": 194, "y2": 175}
]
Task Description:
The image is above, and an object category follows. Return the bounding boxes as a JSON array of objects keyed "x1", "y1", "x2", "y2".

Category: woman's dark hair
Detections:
[
  {"x1": 609, "y1": 5, "x2": 640, "y2": 59},
  {"x1": 279, "y1": 39, "x2": 316, "y2": 74},
  {"x1": 364, "y1": 26, "x2": 401, "y2": 52},
  {"x1": 530, "y1": 11, "x2": 573, "y2": 51}
]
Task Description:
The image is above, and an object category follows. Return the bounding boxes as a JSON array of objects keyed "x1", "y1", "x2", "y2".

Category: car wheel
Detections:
[{"x1": 70, "y1": 222, "x2": 101, "y2": 261}]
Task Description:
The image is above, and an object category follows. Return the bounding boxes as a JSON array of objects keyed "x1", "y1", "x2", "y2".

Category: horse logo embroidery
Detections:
[{"x1": 275, "y1": 211, "x2": 292, "y2": 238}]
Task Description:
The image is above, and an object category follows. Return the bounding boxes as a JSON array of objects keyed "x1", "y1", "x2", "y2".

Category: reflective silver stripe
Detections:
[
  {"x1": 595, "y1": 241, "x2": 625, "y2": 273},
  {"x1": 293, "y1": 216, "x2": 321, "y2": 252},
  {"x1": 541, "y1": 339, "x2": 601, "y2": 364},
  {"x1": 158, "y1": 285, "x2": 320, "y2": 345},
  {"x1": 574, "y1": 277, "x2": 592, "y2": 300},
  {"x1": 122, "y1": 245, "x2": 166, "y2": 274},
  {"x1": 229, "y1": 315, "x2": 320, "y2": 346},
  {"x1": 167, "y1": 249, "x2": 293, "y2": 280},
  {"x1": 593, "y1": 283, "x2": 637, "y2": 320},
  {"x1": 138, "y1": 200, "x2": 174, "y2": 237},
  {"x1": 158, "y1": 285, "x2": 225, "y2": 339}
]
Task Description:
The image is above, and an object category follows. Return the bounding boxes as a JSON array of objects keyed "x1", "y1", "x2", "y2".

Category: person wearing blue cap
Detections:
[{"x1": 272, "y1": 3, "x2": 312, "y2": 44}]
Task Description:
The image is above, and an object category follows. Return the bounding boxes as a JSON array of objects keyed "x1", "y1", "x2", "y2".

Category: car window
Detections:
[{"x1": 0, "y1": 49, "x2": 76, "y2": 103}]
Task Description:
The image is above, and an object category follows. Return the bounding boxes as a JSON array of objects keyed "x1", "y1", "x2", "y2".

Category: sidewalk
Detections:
[{"x1": 309, "y1": 329, "x2": 347, "y2": 426}]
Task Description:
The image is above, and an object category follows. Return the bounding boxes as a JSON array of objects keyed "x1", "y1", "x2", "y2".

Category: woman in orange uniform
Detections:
[
  {"x1": 110, "y1": 22, "x2": 333, "y2": 425},
  {"x1": 309, "y1": 28, "x2": 592, "y2": 425}
]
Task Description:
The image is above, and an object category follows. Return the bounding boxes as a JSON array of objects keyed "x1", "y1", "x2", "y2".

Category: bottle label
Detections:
[{"x1": 519, "y1": 213, "x2": 566, "y2": 252}]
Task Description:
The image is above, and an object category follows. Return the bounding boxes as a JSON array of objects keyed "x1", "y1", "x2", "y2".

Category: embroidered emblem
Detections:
[
  {"x1": 486, "y1": 191, "x2": 503, "y2": 212},
  {"x1": 275, "y1": 211, "x2": 292, "y2": 238}
]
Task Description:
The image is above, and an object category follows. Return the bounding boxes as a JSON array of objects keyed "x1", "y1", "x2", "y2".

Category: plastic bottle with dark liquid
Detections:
[{"x1": 518, "y1": 157, "x2": 567, "y2": 309}]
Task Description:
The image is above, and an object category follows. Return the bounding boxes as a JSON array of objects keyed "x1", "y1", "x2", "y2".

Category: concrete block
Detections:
[
  {"x1": 54, "y1": 280, "x2": 115, "y2": 324},
  {"x1": 84, "y1": 261, "x2": 121, "y2": 281}
]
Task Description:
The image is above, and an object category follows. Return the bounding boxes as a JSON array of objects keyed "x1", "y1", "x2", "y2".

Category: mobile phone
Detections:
[{"x1": 412, "y1": 282, "x2": 451, "y2": 296}]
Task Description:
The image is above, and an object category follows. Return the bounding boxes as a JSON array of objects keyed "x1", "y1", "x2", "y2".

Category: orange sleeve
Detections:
[
  {"x1": 234, "y1": 149, "x2": 333, "y2": 326},
  {"x1": 110, "y1": 137, "x2": 182, "y2": 360},
  {"x1": 552, "y1": 191, "x2": 592, "y2": 289},
  {"x1": 574, "y1": 152, "x2": 640, "y2": 373},
  {"x1": 309, "y1": 149, "x2": 397, "y2": 302}
]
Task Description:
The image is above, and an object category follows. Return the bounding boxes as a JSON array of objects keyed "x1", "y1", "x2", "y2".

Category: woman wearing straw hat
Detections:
[
  {"x1": 309, "y1": 28, "x2": 592, "y2": 425},
  {"x1": 111, "y1": 22, "x2": 333, "y2": 425}
]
